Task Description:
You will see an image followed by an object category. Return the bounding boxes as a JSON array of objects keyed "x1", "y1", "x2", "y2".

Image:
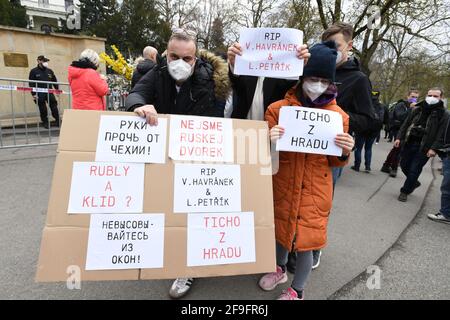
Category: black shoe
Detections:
[
  {"x1": 381, "y1": 165, "x2": 391, "y2": 173},
  {"x1": 389, "y1": 168, "x2": 397, "y2": 177},
  {"x1": 365, "y1": 167, "x2": 371, "y2": 173},
  {"x1": 286, "y1": 252, "x2": 296, "y2": 274},
  {"x1": 351, "y1": 166, "x2": 360, "y2": 172},
  {"x1": 41, "y1": 122, "x2": 49, "y2": 129},
  {"x1": 414, "y1": 181, "x2": 421, "y2": 189},
  {"x1": 398, "y1": 192, "x2": 407, "y2": 202},
  {"x1": 312, "y1": 250, "x2": 322, "y2": 270}
]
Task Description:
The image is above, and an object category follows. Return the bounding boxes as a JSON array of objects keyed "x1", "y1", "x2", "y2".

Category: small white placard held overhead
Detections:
[
  {"x1": 234, "y1": 28, "x2": 304, "y2": 79},
  {"x1": 276, "y1": 106, "x2": 344, "y2": 156},
  {"x1": 86, "y1": 214, "x2": 165, "y2": 270},
  {"x1": 173, "y1": 164, "x2": 241, "y2": 213},
  {"x1": 187, "y1": 212, "x2": 255, "y2": 267},
  {"x1": 67, "y1": 162, "x2": 145, "y2": 214},
  {"x1": 96, "y1": 115, "x2": 167, "y2": 163},
  {"x1": 169, "y1": 115, "x2": 234, "y2": 163}
]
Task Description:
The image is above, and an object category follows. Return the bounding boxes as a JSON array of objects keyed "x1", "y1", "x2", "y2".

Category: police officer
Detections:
[{"x1": 28, "y1": 55, "x2": 60, "y2": 129}]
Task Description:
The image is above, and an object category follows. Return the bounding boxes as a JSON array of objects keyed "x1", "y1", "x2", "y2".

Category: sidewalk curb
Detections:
[{"x1": 327, "y1": 158, "x2": 437, "y2": 300}]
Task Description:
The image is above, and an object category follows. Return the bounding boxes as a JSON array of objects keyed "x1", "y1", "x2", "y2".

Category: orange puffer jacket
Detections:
[{"x1": 265, "y1": 88, "x2": 350, "y2": 252}]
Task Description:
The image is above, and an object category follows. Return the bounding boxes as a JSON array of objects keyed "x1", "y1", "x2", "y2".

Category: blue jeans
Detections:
[
  {"x1": 354, "y1": 134, "x2": 377, "y2": 169},
  {"x1": 400, "y1": 143, "x2": 430, "y2": 194},
  {"x1": 332, "y1": 167, "x2": 343, "y2": 190},
  {"x1": 440, "y1": 157, "x2": 450, "y2": 218}
]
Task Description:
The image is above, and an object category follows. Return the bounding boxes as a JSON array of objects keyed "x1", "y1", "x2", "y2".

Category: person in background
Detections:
[
  {"x1": 28, "y1": 55, "x2": 60, "y2": 129},
  {"x1": 131, "y1": 46, "x2": 158, "y2": 89},
  {"x1": 428, "y1": 109, "x2": 450, "y2": 224},
  {"x1": 381, "y1": 89, "x2": 420, "y2": 177},
  {"x1": 68, "y1": 49, "x2": 109, "y2": 110},
  {"x1": 351, "y1": 90, "x2": 384, "y2": 172},
  {"x1": 395, "y1": 88, "x2": 446, "y2": 202}
]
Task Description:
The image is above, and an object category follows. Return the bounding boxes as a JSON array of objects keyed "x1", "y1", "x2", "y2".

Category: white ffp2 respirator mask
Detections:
[
  {"x1": 302, "y1": 80, "x2": 329, "y2": 101},
  {"x1": 425, "y1": 96, "x2": 440, "y2": 105},
  {"x1": 168, "y1": 58, "x2": 194, "y2": 82}
]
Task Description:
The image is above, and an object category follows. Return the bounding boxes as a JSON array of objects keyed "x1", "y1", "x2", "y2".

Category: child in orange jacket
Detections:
[{"x1": 260, "y1": 41, "x2": 354, "y2": 300}]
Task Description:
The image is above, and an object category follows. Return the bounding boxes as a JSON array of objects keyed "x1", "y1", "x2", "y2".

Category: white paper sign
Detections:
[
  {"x1": 187, "y1": 212, "x2": 255, "y2": 266},
  {"x1": 174, "y1": 164, "x2": 241, "y2": 213},
  {"x1": 96, "y1": 115, "x2": 167, "y2": 163},
  {"x1": 234, "y1": 28, "x2": 304, "y2": 79},
  {"x1": 86, "y1": 214, "x2": 165, "y2": 270},
  {"x1": 276, "y1": 106, "x2": 344, "y2": 156},
  {"x1": 67, "y1": 162, "x2": 145, "y2": 214},
  {"x1": 169, "y1": 115, "x2": 234, "y2": 162}
]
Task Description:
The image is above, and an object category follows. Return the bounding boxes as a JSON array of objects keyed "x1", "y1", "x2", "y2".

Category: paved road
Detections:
[
  {"x1": 332, "y1": 159, "x2": 450, "y2": 300},
  {"x1": 0, "y1": 138, "x2": 441, "y2": 299}
]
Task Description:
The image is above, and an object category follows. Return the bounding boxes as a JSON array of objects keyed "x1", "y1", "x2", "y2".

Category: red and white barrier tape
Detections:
[{"x1": 0, "y1": 84, "x2": 69, "y2": 95}]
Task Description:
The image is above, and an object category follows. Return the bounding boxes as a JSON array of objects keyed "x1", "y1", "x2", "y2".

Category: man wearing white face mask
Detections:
[
  {"x1": 395, "y1": 88, "x2": 447, "y2": 202},
  {"x1": 125, "y1": 29, "x2": 230, "y2": 299},
  {"x1": 28, "y1": 55, "x2": 60, "y2": 129},
  {"x1": 126, "y1": 29, "x2": 229, "y2": 123}
]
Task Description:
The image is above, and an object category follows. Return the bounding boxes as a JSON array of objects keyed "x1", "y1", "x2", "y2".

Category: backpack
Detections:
[{"x1": 369, "y1": 96, "x2": 384, "y2": 133}]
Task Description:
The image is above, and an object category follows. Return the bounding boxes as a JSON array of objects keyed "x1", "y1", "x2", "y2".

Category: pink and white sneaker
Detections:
[
  {"x1": 277, "y1": 287, "x2": 304, "y2": 300},
  {"x1": 258, "y1": 266, "x2": 288, "y2": 291}
]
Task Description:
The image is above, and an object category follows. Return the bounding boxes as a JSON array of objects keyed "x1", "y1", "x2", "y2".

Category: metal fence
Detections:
[
  {"x1": 0, "y1": 77, "x2": 129, "y2": 149},
  {"x1": 0, "y1": 77, "x2": 71, "y2": 149}
]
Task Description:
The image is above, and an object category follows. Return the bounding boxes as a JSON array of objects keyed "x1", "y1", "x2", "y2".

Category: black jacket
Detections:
[
  {"x1": 131, "y1": 59, "x2": 156, "y2": 89},
  {"x1": 390, "y1": 99, "x2": 411, "y2": 130},
  {"x1": 125, "y1": 57, "x2": 223, "y2": 117},
  {"x1": 335, "y1": 57, "x2": 376, "y2": 134},
  {"x1": 432, "y1": 110, "x2": 450, "y2": 156},
  {"x1": 229, "y1": 71, "x2": 297, "y2": 119},
  {"x1": 397, "y1": 100, "x2": 447, "y2": 153},
  {"x1": 28, "y1": 65, "x2": 58, "y2": 96}
]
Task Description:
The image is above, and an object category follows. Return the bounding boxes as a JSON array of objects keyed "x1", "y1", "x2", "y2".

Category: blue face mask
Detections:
[{"x1": 408, "y1": 97, "x2": 418, "y2": 103}]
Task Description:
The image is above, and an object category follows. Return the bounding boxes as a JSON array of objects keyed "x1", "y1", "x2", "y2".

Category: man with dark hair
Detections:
[
  {"x1": 126, "y1": 28, "x2": 231, "y2": 299},
  {"x1": 381, "y1": 89, "x2": 420, "y2": 177},
  {"x1": 305, "y1": 22, "x2": 377, "y2": 271},
  {"x1": 126, "y1": 30, "x2": 227, "y2": 119},
  {"x1": 322, "y1": 22, "x2": 377, "y2": 138},
  {"x1": 395, "y1": 88, "x2": 446, "y2": 202},
  {"x1": 28, "y1": 55, "x2": 60, "y2": 129}
]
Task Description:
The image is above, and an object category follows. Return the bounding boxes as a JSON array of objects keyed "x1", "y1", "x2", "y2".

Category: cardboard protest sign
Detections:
[
  {"x1": 173, "y1": 164, "x2": 241, "y2": 213},
  {"x1": 169, "y1": 115, "x2": 234, "y2": 163},
  {"x1": 86, "y1": 214, "x2": 165, "y2": 270},
  {"x1": 36, "y1": 109, "x2": 276, "y2": 282},
  {"x1": 276, "y1": 106, "x2": 344, "y2": 156},
  {"x1": 67, "y1": 162, "x2": 145, "y2": 214},
  {"x1": 234, "y1": 28, "x2": 304, "y2": 79},
  {"x1": 187, "y1": 212, "x2": 255, "y2": 267},
  {"x1": 96, "y1": 115, "x2": 167, "y2": 163}
]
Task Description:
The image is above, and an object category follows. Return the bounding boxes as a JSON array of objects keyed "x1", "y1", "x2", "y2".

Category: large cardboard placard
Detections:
[{"x1": 36, "y1": 109, "x2": 275, "y2": 282}]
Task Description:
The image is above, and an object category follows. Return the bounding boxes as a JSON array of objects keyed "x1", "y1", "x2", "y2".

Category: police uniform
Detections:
[{"x1": 28, "y1": 56, "x2": 60, "y2": 126}]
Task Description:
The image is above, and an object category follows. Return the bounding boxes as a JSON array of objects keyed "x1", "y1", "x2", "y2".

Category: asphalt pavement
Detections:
[{"x1": 0, "y1": 137, "x2": 443, "y2": 300}]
